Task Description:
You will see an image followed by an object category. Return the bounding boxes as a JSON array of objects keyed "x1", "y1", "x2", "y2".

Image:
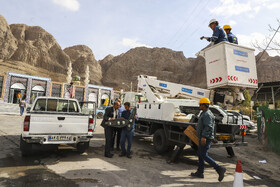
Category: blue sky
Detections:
[{"x1": 0, "y1": 0, "x2": 279, "y2": 60}]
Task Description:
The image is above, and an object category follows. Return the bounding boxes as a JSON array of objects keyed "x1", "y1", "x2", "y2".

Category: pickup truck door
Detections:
[{"x1": 29, "y1": 99, "x2": 89, "y2": 135}]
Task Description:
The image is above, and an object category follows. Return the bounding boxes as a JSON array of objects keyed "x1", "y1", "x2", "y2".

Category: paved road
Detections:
[{"x1": 0, "y1": 114, "x2": 279, "y2": 187}]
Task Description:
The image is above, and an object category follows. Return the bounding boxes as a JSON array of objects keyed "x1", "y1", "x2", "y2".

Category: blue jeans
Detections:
[
  {"x1": 197, "y1": 139, "x2": 220, "y2": 173},
  {"x1": 120, "y1": 128, "x2": 134, "y2": 154},
  {"x1": 20, "y1": 107, "x2": 24, "y2": 116}
]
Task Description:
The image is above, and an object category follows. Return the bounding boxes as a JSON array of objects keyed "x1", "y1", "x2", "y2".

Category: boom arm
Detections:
[{"x1": 137, "y1": 75, "x2": 210, "y2": 103}]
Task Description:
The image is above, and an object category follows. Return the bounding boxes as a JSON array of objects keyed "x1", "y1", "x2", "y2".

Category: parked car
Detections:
[
  {"x1": 96, "y1": 105, "x2": 107, "y2": 119},
  {"x1": 20, "y1": 97, "x2": 95, "y2": 156}
]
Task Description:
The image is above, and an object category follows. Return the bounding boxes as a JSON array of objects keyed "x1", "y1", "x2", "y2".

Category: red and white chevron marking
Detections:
[
  {"x1": 228, "y1": 75, "x2": 238, "y2": 81},
  {"x1": 210, "y1": 77, "x2": 222, "y2": 84},
  {"x1": 239, "y1": 125, "x2": 248, "y2": 129},
  {"x1": 248, "y1": 78, "x2": 258, "y2": 84}
]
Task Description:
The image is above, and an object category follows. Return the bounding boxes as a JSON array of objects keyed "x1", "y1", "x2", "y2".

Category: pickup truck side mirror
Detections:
[{"x1": 26, "y1": 107, "x2": 31, "y2": 113}]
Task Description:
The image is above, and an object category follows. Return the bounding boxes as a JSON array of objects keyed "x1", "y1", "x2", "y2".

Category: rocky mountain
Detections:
[
  {"x1": 0, "y1": 14, "x2": 102, "y2": 84},
  {"x1": 100, "y1": 47, "x2": 207, "y2": 89},
  {"x1": 9, "y1": 24, "x2": 70, "y2": 74},
  {"x1": 0, "y1": 14, "x2": 18, "y2": 60},
  {"x1": 256, "y1": 51, "x2": 280, "y2": 83},
  {"x1": 0, "y1": 14, "x2": 70, "y2": 81},
  {"x1": 99, "y1": 54, "x2": 115, "y2": 75},
  {"x1": 64, "y1": 45, "x2": 102, "y2": 84}
]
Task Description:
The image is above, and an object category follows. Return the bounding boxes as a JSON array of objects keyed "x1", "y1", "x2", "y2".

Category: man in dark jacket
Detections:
[
  {"x1": 111, "y1": 98, "x2": 125, "y2": 151},
  {"x1": 101, "y1": 101, "x2": 121, "y2": 158},
  {"x1": 200, "y1": 19, "x2": 228, "y2": 45},
  {"x1": 191, "y1": 98, "x2": 226, "y2": 182}
]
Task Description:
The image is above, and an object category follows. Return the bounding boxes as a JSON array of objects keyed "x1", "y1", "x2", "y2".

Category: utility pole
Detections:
[{"x1": 130, "y1": 82, "x2": 132, "y2": 92}]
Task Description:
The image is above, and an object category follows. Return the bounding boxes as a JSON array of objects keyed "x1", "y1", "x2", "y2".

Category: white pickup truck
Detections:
[{"x1": 20, "y1": 97, "x2": 95, "y2": 156}]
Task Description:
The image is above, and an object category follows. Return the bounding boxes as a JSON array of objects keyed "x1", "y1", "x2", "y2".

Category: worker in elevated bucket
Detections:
[
  {"x1": 191, "y1": 98, "x2": 226, "y2": 182},
  {"x1": 223, "y1": 25, "x2": 238, "y2": 44},
  {"x1": 200, "y1": 19, "x2": 228, "y2": 44}
]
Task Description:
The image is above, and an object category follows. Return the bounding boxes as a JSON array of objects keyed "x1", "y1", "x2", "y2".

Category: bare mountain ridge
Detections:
[
  {"x1": 100, "y1": 47, "x2": 207, "y2": 89},
  {"x1": 0, "y1": 14, "x2": 102, "y2": 84}
]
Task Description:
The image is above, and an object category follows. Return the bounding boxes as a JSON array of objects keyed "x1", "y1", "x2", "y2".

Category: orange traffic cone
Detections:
[{"x1": 233, "y1": 160, "x2": 244, "y2": 187}]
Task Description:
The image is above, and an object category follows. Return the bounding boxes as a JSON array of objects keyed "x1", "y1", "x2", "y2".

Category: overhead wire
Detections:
[
  {"x1": 175, "y1": 0, "x2": 224, "y2": 49},
  {"x1": 166, "y1": 0, "x2": 203, "y2": 47}
]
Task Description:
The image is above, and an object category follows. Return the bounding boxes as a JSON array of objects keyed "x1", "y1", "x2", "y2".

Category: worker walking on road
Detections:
[
  {"x1": 223, "y1": 25, "x2": 238, "y2": 44},
  {"x1": 200, "y1": 19, "x2": 228, "y2": 45},
  {"x1": 191, "y1": 98, "x2": 226, "y2": 182}
]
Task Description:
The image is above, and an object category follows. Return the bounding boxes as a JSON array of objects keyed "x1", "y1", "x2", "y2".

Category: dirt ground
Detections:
[{"x1": 0, "y1": 114, "x2": 280, "y2": 187}]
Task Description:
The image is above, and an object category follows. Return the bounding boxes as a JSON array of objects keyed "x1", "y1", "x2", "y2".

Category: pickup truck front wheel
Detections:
[
  {"x1": 20, "y1": 136, "x2": 33, "y2": 156},
  {"x1": 77, "y1": 142, "x2": 89, "y2": 154},
  {"x1": 153, "y1": 129, "x2": 170, "y2": 154}
]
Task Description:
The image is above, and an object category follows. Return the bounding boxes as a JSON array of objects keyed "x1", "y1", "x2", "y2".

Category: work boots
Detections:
[
  {"x1": 190, "y1": 171, "x2": 204, "y2": 178},
  {"x1": 216, "y1": 166, "x2": 226, "y2": 181}
]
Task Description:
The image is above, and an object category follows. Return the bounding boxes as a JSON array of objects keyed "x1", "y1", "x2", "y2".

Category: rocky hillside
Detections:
[
  {"x1": 64, "y1": 45, "x2": 102, "y2": 84},
  {"x1": 100, "y1": 47, "x2": 207, "y2": 89},
  {"x1": 256, "y1": 51, "x2": 280, "y2": 83},
  {"x1": 0, "y1": 15, "x2": 17, "y2": 60},
  {"x1": 0, "y1": 14, "x2": 102, "y2": 84}
]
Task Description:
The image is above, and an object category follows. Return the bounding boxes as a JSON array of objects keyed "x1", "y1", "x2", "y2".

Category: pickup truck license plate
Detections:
[{"x1": 48, "y1": 136, "x2": 70, "y2": 141}]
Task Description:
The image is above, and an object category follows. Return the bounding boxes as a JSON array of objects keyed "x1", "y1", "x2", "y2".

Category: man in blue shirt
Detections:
[
  {"x1": 119, "y1": 102, "x2": 137, "y2": 158},
  {"x1": 200, "y1": 19, "x2": 228, "y2": 45},
  {"x1": 223, "y1": 25, "x2": 238, "y2": 44},
  {"x1": 191, "y1": 98, "x2": 226, "y2": 182}
]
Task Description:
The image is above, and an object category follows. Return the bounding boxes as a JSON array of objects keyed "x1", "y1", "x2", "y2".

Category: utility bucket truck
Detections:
[{"x1": 133, "y1": 42, "x2": 258, "y2": 157}]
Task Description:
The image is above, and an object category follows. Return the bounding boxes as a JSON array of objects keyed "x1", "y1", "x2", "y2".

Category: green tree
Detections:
[{"x1": 242, "y1": 90, "x2": 251, "y2": 107}]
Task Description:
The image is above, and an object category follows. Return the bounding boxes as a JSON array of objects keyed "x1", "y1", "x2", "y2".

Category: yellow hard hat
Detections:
[
  {"x1": 223, "y1": 25, "x2": 232, "y2": 30},
  {"x1": 199, "y1": 98, "x2": 211, "y2": 104}
]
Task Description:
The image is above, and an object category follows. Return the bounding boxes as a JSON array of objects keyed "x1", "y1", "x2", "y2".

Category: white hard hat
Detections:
[{"x1": 209, "y1": 19, "x2": 218, "y2": 26}]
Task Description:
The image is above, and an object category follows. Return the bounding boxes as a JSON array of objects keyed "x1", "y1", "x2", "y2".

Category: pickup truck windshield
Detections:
[{"x1": 33, "y1": 98, "x2": 79, "y2": 112}]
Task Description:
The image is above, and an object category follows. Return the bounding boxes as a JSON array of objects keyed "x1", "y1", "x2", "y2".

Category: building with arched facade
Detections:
[{"x1": 0, "y1": 72, "x2": 114, "y2": 107}]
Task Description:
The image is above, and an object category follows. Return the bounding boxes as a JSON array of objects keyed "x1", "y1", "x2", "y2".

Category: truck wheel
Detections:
[
  {"x1": 167, "y1": 145, "x2": 175, "y2": 152},
  {"x1": 97, "y1": 112, "x2": 103, "y2": 119},
  {"x1": 153, "y1": 129, "x2": 169, "y2": 154},
  {"x1": 77, "y1": 142, "x2": 89, "y2": 154},
  {"x1": 20, "y1": 136, "x2": 33, "y2": 156}
]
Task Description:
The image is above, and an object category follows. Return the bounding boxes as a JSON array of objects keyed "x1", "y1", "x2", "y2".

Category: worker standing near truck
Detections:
[
  {"x1": 223, "y1": 25, "x2": 238, "y2": 44},
  {"x1": 191, "y1": 98, "x2": 226, "y2": 182},
  {"x1": 200, "y1": 19, "x2": 228, "y2": 44},
  {"x1": 119, "y1": 102, "x2": 137, "y2": 158},
  {"x1": 111, "y1": 98, "x2": 125, "y2": 151},
  {"x1": 101, "y1": 101, "x2": 121, "y2": 158}
]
